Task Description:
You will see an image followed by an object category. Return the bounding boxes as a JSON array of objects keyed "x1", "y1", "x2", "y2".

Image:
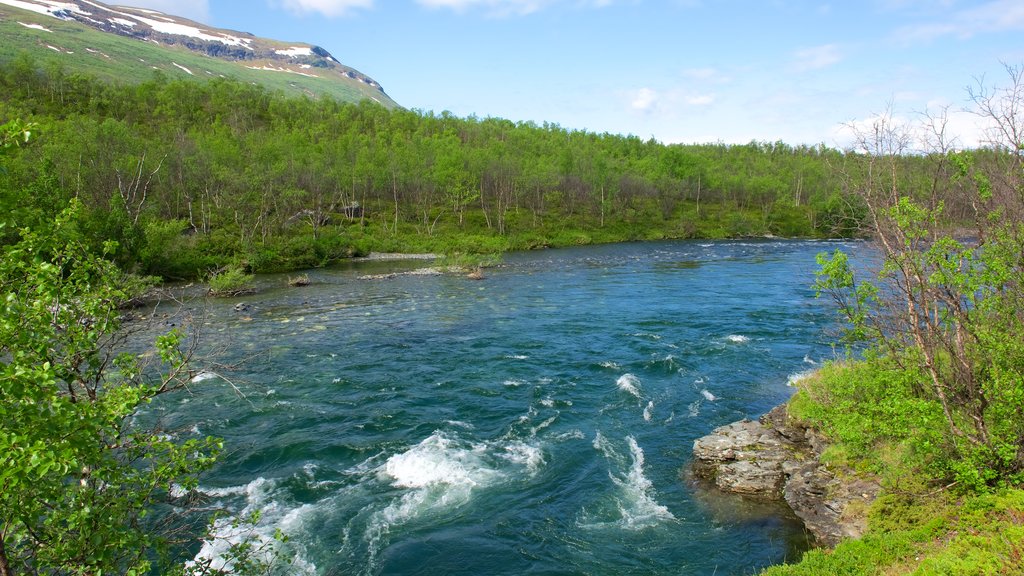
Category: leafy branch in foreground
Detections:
[
  {"x1": 0, "y1": 119, "x2": 33, "y2": 153},
  {"x1": 0, "y1": 200, "x2": 281, "y2": 575}
]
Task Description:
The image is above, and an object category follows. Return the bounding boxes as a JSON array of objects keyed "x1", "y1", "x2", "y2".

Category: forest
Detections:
[{"x1": 0, "y1": 52, "x2": 887, "y2": 280}]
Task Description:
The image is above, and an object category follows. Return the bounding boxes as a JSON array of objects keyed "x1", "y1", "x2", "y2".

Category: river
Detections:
[{"x1": 145, "y1": 239, "x2": 855, "y2": 575}]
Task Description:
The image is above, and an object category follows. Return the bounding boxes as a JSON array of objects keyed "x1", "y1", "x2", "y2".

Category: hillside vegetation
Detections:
[
  {"x1": 0, "y1": 54, "x2": 984, "y2": 281},
  {"x1": 0, "y1": 2, "x2": 397, "y2": 107}
]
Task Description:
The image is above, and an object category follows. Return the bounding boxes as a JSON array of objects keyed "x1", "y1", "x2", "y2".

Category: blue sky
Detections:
[{"x1": 126, "y1": 0, "x2": 1024, "y2": 147}]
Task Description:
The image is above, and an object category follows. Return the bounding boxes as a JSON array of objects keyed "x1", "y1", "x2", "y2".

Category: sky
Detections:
[{"x1": 119, "y1": 0, "x2": 1024, "y2": 148}]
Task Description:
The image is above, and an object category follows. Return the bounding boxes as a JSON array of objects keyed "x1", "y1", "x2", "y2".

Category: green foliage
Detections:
[
  {"x1": 777, "y1": 364, "x2": 1024, "y2": 575},
  {"x1": 772, "y1": 69, "x2": 1024, "y2": 575},
  {"x1": 0, "y1": 202, "x2": 230, "y2": 574},
  {"x1": 763, "y1": 489, "x2": 1024, "y2": 576},
  {"x1": 812, "y1": 101, "x2": 1024, "y2": 486},
  {"x1": 1, "y1": 58, "x2": 852, "y2": 278},
  {"x1": 0, "y1": 117, "x2": 33, "y2": 152},
  {"x1": 814, "y1": 203, "x2": 1024, "y2": 487},
  {"x1": 438, "y1": 251, "x2": 503, "y2": 271},
  {"x1": 789, "y1": 363, "x2": 945, "y2": 476},
  {"x1": 208, "y1": 266, "x2": 255, "y2": 297}
]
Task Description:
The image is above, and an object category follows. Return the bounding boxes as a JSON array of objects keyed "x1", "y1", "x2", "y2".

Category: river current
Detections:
[{"x1": 147, "y1": 239, "x2": 856, "y2": 575}]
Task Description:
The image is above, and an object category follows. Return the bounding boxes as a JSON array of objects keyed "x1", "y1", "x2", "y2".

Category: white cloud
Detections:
[
  {"x1": 120, "y1": 0, "x2": 209, "y2": 22},
  {"x1": 274, "y1": 0, "x2": 374, "y2": 17},
  {"x1": 792, "y1": 43, "x2": 841, "y2": 71},
  {"x1": 416, "y1": 0, "x2": 547, "y2": 16},
  {"x1": 832, "y1": 105, "x2": 992, "y2": 151},
  {"x1": 629, "y1": 87, "x2": 658, "y2": 112},
  {"x1": 895, "y1": 0, "x2": 1024, "y2": 42},
  {"x1": 414, "y1": 0, "x2": 623, "y2": 16},
  {"x1": 685, "y1": 94, "x2": 714, "y2": 105},
  {"x1": 625, "y1": 86, "x2": 714, "y2": 115}
]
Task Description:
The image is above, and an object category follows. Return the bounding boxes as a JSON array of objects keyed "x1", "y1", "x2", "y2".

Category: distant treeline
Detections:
[{"x1": 0, "y1": 53, "x2": 977, "y2": 279}]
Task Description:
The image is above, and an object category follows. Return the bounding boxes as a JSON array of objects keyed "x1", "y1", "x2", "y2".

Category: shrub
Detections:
[{"x1": 208, "y1": 266, "x2": 255, "y2": 297}]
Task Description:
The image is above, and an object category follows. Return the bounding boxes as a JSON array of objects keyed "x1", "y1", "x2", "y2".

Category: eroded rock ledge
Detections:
[{"x1": 691, "y1": 404, "x2": 881, "y2": 547}]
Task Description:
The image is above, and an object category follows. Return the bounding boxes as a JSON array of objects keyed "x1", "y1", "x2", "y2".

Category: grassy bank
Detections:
[{"x1": 763, "y1": 363, "x2": 1024, "y2": 575}]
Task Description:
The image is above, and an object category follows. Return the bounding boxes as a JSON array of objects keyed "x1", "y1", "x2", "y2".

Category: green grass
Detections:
[
  {"x1": 0, "y1": 5, "x2": 398, "y2": 106},
  {"x1": 764, "y1": 363, "x2": 1024, "y2": 576},
  {"x1": 764, "y1": 489, "x2": 1024, "y2": 575}
]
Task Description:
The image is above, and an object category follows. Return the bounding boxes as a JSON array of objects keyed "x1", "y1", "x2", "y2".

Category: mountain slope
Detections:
[{"x1": 0, "y1": 0, "x2": 398, "y2": 107}]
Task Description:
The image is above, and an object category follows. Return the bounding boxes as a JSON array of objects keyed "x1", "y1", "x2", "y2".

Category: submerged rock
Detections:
[{"x1": 690, "y1": 404, "x2": 880, "y2": 547}]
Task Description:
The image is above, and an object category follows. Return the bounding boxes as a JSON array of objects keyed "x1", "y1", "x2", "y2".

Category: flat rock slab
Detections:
[
  {"x1": 690, "y1": 404, "x2": 880, "y2": 548},
  {"x1": 692, "y1": 418, "x2": 794, "y2": 496}
]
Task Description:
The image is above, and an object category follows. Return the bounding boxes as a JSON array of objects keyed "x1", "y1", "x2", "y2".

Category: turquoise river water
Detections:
[{"x1": 146, "y1": 239, "x2": 858, "y2": 575}]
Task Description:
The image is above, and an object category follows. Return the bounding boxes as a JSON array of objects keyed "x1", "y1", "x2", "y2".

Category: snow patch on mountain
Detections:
[
  {"x1": 78, "y1": 0, "x2": 254, "y2": 48},
  {"x1": 139, "y1": 17, "x2": 252, "y2": 47},
  {"x1": 275, "y1": 46, "x2": 313, "y2": 57},
  {"x1": 246, "y1": 64, "x2": 320, "y2": 78},
  {"x1": 0, "y1": 0, "x2": 89, "y2": 17},
  {"x1": 18, "y1": 20, "x2": 52, "y2": 31}
]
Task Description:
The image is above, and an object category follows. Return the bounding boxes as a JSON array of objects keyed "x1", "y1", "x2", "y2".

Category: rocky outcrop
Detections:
[{"x1": 690, "y1": 404, "x2": 880, "y2": 547}]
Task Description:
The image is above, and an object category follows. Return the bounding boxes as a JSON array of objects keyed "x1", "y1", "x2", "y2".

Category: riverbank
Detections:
[{"x1": 694, "y1": 366, "x2": 1024, "y2": 575}]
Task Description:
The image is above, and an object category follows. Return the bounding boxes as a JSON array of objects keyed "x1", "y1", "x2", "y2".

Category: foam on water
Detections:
[
  {"x1": 191, "y1": 477, "x2": 317, "y2": 575},
  {"x1": 531, "y1": 414, "x2": 558, "y2": 436},
  {"x1": 191, "y1": 370, "x2": 219, "y2": 383},
  {"x1": 614, "y1": 437, "x2": 675, "y2": 529},
  {"x1": 361, "y1": 431, "x2": 546, "y2": 569},
  {"x1": 643, "y1": 401, "x2": 654, "y2": 422},
  {"x1": 584, "y1": 434, "x2": 675, "y2": 531},
  {"x1": 787, "y1": 369, "x2": 816, "y2": 387},
  {"x1": 501, "y1": 441, "x2": 545, "y2": 474},
  {"x1": 599, "y1": 361, "x2": 621, "y2": 370},
  {"x1": 555, "y1": 429, "x2": 586, "y2": 442},
  {"x1": 382, "y1": 432, "x2": 497, "y2": 490},
  {"x1": 616, "y1": 373, "x2": 642, "y2": 398},
  {"x1": 592, "y1": 431, "x2": 614, "y2": 457},
  {"x1": 445, "y1": 420, "x2": 475, "y2": 429},
  {"x1": 724, "y1": 334, "x2": 750, "y2": 344}
]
